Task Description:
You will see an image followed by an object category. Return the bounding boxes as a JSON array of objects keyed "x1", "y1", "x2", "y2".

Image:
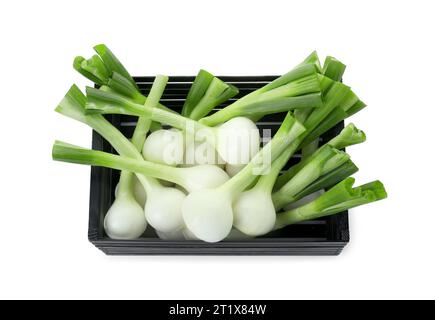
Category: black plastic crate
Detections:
[{"x1": 88, "y1": 76, "x2": 349, "y2": 255}]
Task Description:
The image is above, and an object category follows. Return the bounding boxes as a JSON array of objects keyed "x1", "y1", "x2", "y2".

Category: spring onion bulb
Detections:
[
  {"x1": 232, "y1": 187, "x2": 277, "y2": 236},
  {"x1": 216, "y1": 117, "x2": 260, "y2": 164},
  {"x1": 142, "y1": 129, "x2": 184, "y2": 166},
  {"x1": 141, "y1": 178, "x2": 185, "y2": 233},
  {"x1": 103, "y1": 190, "x2": 146, "y2": 239}
]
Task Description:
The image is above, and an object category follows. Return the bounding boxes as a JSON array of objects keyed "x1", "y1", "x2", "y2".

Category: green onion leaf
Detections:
[
  {"x1": 272, "y1": 145, "x2": 350, "y2": 210},
  {"x1": 322, "y1": 56, "x2": 346, "y2": 81},
  {"x1": 94, "y1": 44, "x2": 138, "y2": 90},
  {"x1": 275, "y1": 178, "x2": 387, "y2": 228},
  {"x1": 275, "y1": 123, "x2": 366, "y2": 190},
  {"x1": 292, "y1": 160, "x2": 359, "y2": 201},
  {"x1": 73, "y1": 56, "x2": 110, "y2": 86}
]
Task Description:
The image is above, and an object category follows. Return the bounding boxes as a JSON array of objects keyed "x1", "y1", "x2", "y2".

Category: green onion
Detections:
[{"x1": 52, "y1": 140, "x2": 229, "y2": 193}]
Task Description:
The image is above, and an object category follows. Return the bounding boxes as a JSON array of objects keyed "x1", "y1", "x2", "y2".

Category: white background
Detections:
[{"x1": 0, "y1": 0, "x2": 434, "y2": 300}]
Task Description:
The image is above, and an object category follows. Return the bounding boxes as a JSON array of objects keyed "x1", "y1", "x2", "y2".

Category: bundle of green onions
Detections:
[{"x1": 52, "y1": 44, "x2": 387, "y2": 242}]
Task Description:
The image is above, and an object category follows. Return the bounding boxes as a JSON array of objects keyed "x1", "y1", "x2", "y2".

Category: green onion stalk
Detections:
[
  {"x1": 84, "y1": 86, "x2": 322, "y2": 165},
  {"x1": 198, "y1": 57, "x2": 324, "y2": 126},
  {"x1": 181, "y1": 69, "x2": 239, "y2": 120},
  {"x1": 271, "y1": 145, "x2": 351, "y2": 211},
  {"x1": 300, "y1": 55, "x2": 347, "y2": 158},
  {"x1": 85, "y1": 82, "x2": 323, "y2": 127},
  {"x1": 297, "y1": 56, "x2": 365, "y2": 150},
  {"x1": 275, "y1": 123, "x2": 366, "y2": 190},
  {"x1": 52, "y1": 140, "x2": 230, "y2": 193},
  {"x1": 274, "y1": 178, "x2": 387, "y2": 229},
  {"x1": 116, "y1": 75, "x2": 167, "y2": 208}
]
